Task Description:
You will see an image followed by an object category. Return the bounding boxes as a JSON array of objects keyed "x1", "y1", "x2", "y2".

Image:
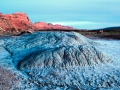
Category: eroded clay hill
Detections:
[{"x1": 1, "y1": 31, "x2": 118, "y2": 90}]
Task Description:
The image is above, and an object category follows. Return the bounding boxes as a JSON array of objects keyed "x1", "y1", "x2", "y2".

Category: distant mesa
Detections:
[
  {"x1": 0, "y1": 12, "x2": 76, "y2": 35},
  {"x1": 34, "y1": 22, "x2": 76, "y2": 30}
]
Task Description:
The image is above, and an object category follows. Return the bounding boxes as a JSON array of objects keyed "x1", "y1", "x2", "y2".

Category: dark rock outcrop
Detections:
[{"x1": 0, "y1": 66, "x2": 21, "y2": 90}]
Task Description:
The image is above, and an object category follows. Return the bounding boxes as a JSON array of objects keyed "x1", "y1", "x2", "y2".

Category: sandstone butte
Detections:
[{"x1": 0, "y1": 12, "x2": 76, "y2": 35}]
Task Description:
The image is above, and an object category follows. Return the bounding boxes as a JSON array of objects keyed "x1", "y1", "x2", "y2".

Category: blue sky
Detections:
[{"x1": 1, "y1": 0, "x2": 120, "y2": 29}]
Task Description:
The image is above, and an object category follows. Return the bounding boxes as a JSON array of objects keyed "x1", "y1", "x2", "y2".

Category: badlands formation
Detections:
[{"x1": 0, "y1": 12, "x2": 120, "y2": 90}]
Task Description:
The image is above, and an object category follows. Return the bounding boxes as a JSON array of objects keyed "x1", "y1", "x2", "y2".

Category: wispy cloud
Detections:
[
  {"x1": 52, "y1": 21, "x2": 95, "y2": 25},
  {"x1": 51, "y1": 21, "x2": 120, "y2": 29}
]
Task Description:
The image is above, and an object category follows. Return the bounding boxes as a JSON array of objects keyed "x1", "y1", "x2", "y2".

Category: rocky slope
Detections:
[
  {"x1": 0, "y1": 12, "x2": 76, "y2": 35},
  {"x1": 1, "y1": 31, "x2": 120, "y2": 89}
]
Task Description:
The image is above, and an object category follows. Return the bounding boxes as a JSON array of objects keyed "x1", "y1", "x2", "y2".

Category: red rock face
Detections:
[
  {"x1": 0, "y1": 12, "x2": 76, "y2": 35},
  {"x1": 34, "y1": 22, "x2": 49, "y2": 30},
  {"x1": 34, "y1": 22, "x2": 76, "y2": 30},
  {"x1": 0, "y1": 12, "x2": 36, "y2": 33}
]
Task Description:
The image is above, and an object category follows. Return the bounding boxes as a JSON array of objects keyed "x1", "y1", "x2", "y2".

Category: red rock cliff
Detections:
[
  {"x1": 0, "y1": 12, "x2": 76, "y2": 35},
  {"x1": 34, "y1": 22, "x2": 76, "y2": 30},
  {"x1": 0, "y1": 12, "x2": 36, "y2": 32}
]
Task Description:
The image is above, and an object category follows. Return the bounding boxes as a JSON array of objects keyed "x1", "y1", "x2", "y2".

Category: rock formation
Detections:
[
  {"x1": 35, "y1": 22, "x2": 76, "y2": 30},
  {"x1": 0, "y1": 12, "x2": 36, "y2": 35},
  {"x1": 1, "y1": 31, "x2": 119, "y2": 90},
  {"x1": 0, "y1": 12, "x2": 76, "y2": 35}
]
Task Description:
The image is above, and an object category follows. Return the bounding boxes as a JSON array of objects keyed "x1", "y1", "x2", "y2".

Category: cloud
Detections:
[
  {"x1": 51, "y1": 21, "x2": 120, "y2": 29},
  {"x1": 52, "y1": 21, "x2": 95, "y2": 25}
]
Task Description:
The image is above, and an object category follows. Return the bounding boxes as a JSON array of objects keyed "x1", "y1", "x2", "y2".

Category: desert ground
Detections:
[{"x1": 0, "y1": 31, "x2": 120, "y2": 89}]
